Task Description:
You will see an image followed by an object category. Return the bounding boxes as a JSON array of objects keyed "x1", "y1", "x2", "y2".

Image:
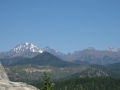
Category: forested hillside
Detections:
[{"x1": 32, "y1": 76, "x2": 120, "y2": 90}]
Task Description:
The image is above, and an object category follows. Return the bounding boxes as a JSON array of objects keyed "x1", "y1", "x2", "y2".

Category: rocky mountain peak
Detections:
[
  {"x1": 0, "y1": 42, "x2": 65, "y2": 58},
  {"x1": 10, "y1": 42, "x2": 43, "y2": 53},
  {"x1": 44, "y1": 46, "x2": 51, "y2": 51},
  {"x1": 106, "y1": 47, "x2": 118, "y2": 52},
  {"x1": 44, "y1": 46, "x2": 63, "y2": 55}
]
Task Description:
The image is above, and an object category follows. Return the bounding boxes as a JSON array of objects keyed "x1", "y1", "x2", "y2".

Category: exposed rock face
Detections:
[
  {"x1": 0, "y1": 62, "x2": 9, "y2": 81},
  {"x1": 0, "y1": 62, "x2": 39, "y2": 90},
  {"x1": 0, "y1": 81, "x2": 39, "y2": 90}
]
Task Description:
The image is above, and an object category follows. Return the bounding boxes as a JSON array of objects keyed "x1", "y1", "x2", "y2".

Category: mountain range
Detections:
[
  {"x1": 1, "y1": 42, "x2": 120, "y2": 83},
  {"x1": 0, "y1": 42, "x2": 120, "y2": 65},
  {"x1": 0, "y1": 42, "x2": 65, "y2": 59}
]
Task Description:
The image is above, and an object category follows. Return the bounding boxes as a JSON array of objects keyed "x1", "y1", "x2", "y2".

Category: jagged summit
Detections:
[
  {"x1": 44, "y1": 46, "x2": 65, "y2": 56},
  {"x1": 44, "y1": 46, "x2": 58, "y2": 53},
  {"x1": 10, "y1": 42, "x2": 43, "y2": 53},
  {"x1": 0, "y1": 42, "x2": 65, "y2": 58},
  {"x1": 1, "y1": 42, "x2": 120, "y2": 65},
  {"x1": 106, "y1": 47, "x2": 118, "y2": 52}
]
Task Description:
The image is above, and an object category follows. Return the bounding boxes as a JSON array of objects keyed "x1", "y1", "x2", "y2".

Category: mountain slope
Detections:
[
  {"x1": 107, "y1": 62, "x2": 120, "y2": 70},
  {"x1": 44, "y1": 46, "x2": 66, "y2": 60},
  {"x1": 5, "y1": 63, "x2": 120, "y2": 83},
  {"x1": 0, "y1": 57, "x2": 27, "y2": 66},
  {"x1": 13, "y1": 52, "x2": 75, "y2": 67},
  {"x1": 65, "y1": 49, "x2": 120, "y2": 65}
]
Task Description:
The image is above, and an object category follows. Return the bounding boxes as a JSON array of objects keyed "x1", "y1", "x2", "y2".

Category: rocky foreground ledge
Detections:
[
  {"x1": 0, "y1": 80, "x2": 39, "y2": 90},
  {"x1": 0, "y1": 62, "x2": 39, "y2": 90}
]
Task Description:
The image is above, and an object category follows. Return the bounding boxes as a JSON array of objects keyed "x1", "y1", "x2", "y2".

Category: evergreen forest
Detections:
[{"x1": 31, "y1": 73, "x2": 120, "y2": 90}]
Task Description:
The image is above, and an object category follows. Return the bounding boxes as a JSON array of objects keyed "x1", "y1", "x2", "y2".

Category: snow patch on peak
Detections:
[
  {"x1": 10, "y1": 42, "x2": 43, "y2": 53},
  {"x1": 106, "y1": 47, "x2": 118, "y2": 52},
  {"x1": 25, "y1": 42, "x2": 29, "y2": 45}
]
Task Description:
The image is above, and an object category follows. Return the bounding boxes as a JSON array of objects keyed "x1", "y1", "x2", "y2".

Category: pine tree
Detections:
[{"x1": 41, "y1": 72, "x2": 55, "y2": 90}]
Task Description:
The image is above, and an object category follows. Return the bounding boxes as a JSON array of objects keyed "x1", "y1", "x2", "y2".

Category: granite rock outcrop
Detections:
[{"x1": 0, "y1": 62, "x2": 39, "y2": 90}]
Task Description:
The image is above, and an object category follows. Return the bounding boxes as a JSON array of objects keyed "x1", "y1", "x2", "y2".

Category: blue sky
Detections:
[{"x1": 0, "y1": 0, "x2": 120, "y2": 53}]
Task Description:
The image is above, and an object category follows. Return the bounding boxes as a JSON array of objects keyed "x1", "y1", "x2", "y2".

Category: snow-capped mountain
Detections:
[
  {"x1": 106, "y1": 47, "x2": 118, "y2": 52},
  {"x1": 0, "y1": 42, "x2": 65, "y2": 59},
  {"x1": 10, "y1": 42, "x2": 43, "y2": 53},
  {"x1": 0, "y1": 42, "x2": 44, "y2": 58},
  {"x1": 1, "y1": 42, "x2": 120, "y2": 65}
]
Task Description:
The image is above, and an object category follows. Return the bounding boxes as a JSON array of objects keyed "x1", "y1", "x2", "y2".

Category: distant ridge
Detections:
[{"x1": 0, "y1": 42, "x2": 120, "y2": 65}]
